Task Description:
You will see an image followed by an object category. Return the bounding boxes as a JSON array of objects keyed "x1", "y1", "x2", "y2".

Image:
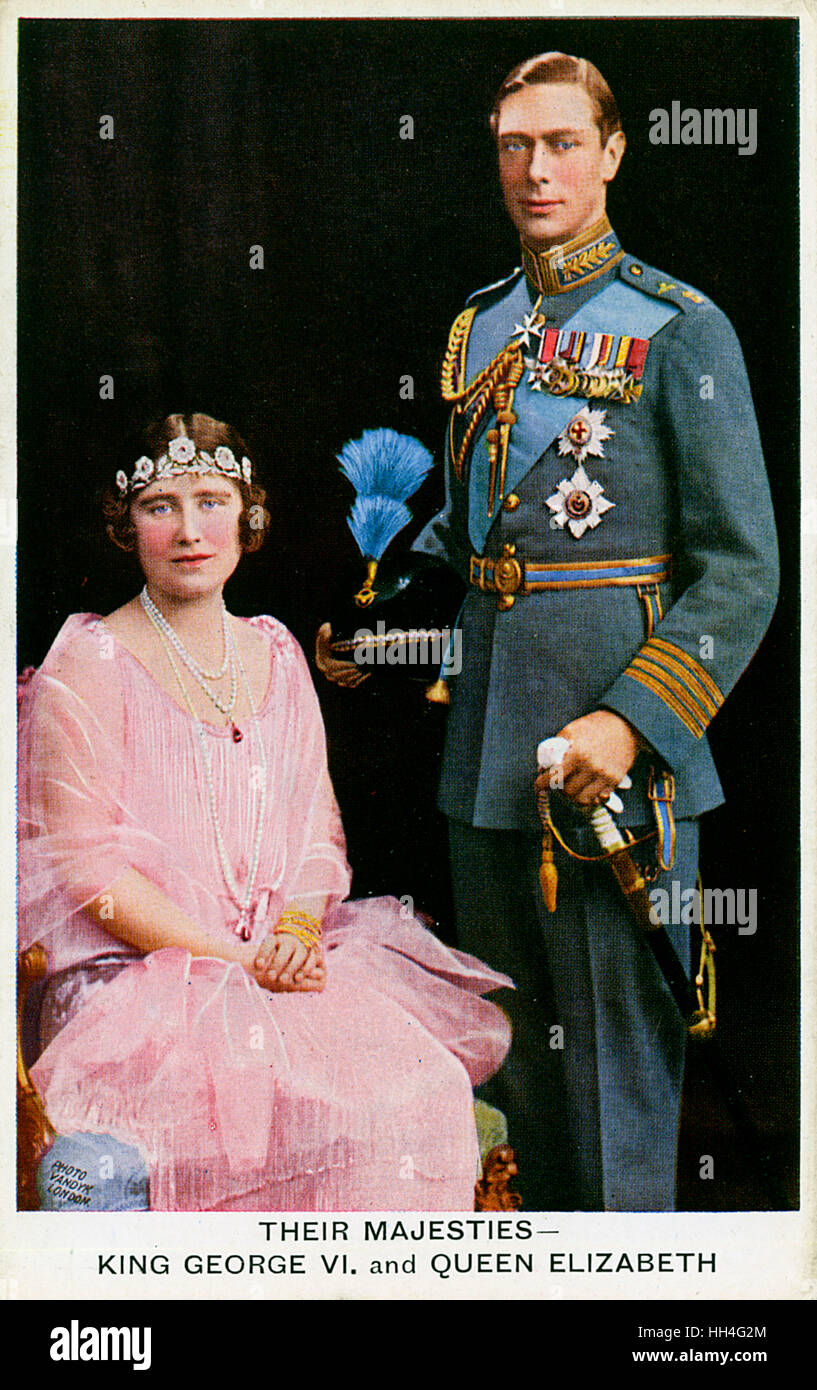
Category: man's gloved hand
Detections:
[{"x1": 315, "y1": 623, "x2": 370, "y2": 688}]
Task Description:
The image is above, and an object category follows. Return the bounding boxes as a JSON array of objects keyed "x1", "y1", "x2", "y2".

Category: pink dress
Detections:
[{"x1": 18, "y1": 613, "x2": 512, "y2": 1212}]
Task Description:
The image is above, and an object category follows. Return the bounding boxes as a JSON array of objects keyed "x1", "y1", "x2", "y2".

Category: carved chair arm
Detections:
[{"x1": 17, "y1": 944, "x2": 55, "y2": 1211}]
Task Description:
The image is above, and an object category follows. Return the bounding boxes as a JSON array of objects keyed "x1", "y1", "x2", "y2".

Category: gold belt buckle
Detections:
[{"x1": 493, "y1": 543, "x2": 523, "y2": 611}]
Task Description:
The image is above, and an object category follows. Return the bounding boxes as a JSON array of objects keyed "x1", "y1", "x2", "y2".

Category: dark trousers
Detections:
[{"x1": 448, "y1": 816, "x2": 697, "y2": 1211}]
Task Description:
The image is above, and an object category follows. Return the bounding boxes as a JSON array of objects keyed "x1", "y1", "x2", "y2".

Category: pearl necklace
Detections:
[
  {"x1": 144, "y1": 607, "x2": 268, "y2": 941},
  {"x1": 139, "y1": 587, "x2": 238, "y2": 724},
  {"x1": 140, "y1": 585, "x2": 230, "y2": 680}
]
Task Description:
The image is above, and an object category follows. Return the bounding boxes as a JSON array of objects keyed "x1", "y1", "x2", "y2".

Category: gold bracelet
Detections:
[
  {"x1": 275, "y1": 909, "x2": 322, "y2": 935},
  {"x1": 275, "y1": 926, "x2": 320, "y2": 953},
  {"x1": 273, "y1": 910, "x2": 323, "y2": 952}
]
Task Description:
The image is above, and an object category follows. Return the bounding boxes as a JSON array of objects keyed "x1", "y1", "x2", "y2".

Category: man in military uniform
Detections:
[{"x1": 320, "y1": 52, "x2": 778, "y2": 1211}]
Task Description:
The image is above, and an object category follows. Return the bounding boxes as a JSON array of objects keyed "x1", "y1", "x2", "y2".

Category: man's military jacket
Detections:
[{"x1": 413, "y1": 217, "x2": 779, "y2": 831}]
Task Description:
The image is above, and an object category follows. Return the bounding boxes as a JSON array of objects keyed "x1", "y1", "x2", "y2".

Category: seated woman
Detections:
[{"x1": 17, "y1": 413, "x2": 512, "y2": 1212}]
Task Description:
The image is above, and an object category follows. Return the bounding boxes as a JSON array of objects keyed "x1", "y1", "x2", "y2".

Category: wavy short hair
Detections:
[
  {"x1": 103, "y1": 412, "x2": 271, "y2": 555},
  {"x1": 490, "y1": 52, "x2": 623, "y2": 146}
]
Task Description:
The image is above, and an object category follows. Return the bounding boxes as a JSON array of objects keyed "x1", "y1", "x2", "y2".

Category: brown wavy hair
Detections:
[
  {"x1": 103, "y1": 413, "x2": 270, "y2": 554},
  {"x1": 490, "y1": 52, "x2": 623, "y2": 146}
]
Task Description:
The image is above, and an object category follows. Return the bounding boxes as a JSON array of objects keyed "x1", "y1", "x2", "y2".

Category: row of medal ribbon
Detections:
[{"x1": 535, "y1": 326, "x2": 650, "y2": 378}]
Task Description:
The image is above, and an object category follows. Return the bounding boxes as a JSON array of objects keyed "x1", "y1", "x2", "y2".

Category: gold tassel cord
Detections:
[
  {"x1": 688, "y1": 873, "x2": 717, "y2": 1038},
  {"x1": 444, "y1": 342, "x2": 528, "y2": 481},
  {"x1": 440, "y1": 295, "x2": 542, "y2": 483},
  {"x1": 424, "y1": 678, "x2": 451, "y2": 704},
  {"x1": 536, "y1": 783, "x2": 658, "y2": 913},
  {"x1": 538, "y1": 792, "x2": 659, "y2": 864},
  {"x1": 485, "y1": 359, "x2": 525, "y2": 515},
  {"x1": 440, "y1": 297, "x2": 541, "y2": 407},
  {"x1": 537, "y1": 784, "x2": 559, "y2": 911}
]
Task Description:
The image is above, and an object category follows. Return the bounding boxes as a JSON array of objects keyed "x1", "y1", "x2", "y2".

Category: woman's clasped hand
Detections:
[{"x1": 249, "y1": 930, "x2": 327, "y2": 992}]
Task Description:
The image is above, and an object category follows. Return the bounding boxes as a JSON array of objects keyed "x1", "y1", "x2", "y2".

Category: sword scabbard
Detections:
[{"x1": 606, "y1": 845, "x2": 659, "y2": 933}]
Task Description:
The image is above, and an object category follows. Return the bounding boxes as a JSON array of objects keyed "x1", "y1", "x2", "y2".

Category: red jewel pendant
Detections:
[{"x1": 232, "y1": 724, "x2": 243, "y2": 743}]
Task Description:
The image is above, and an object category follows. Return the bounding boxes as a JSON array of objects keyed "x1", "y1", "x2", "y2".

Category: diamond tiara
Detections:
[{"x1": 116, "y1": 434, "x2": 252, "y2": 495}]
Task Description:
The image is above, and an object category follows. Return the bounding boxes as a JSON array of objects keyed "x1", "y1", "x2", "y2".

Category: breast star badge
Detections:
[
  {"x1": 557, "y1": 406, "x2": 613, "y2": 464},
  {"x1": 546, "y1": 464, "x2": 615, "y2": 538}
]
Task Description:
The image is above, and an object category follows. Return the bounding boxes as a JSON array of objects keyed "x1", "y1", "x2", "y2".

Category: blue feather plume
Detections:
[
  {"x1": 336, "y1": 428, "x2": 434, "y2": 503},
  {"x1": 347, "y1": 496, "x2": 411, "y2": 561}
]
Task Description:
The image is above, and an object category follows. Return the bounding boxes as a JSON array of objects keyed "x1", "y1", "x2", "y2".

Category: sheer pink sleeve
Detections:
[{"x1": 18, "y1": 616, "x2": 163, "y2": 956}]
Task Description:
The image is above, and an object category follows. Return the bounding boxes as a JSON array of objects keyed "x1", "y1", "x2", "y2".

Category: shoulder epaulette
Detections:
[{"x1": 617, "y1": 258, "x2": 711, "y2": 312}]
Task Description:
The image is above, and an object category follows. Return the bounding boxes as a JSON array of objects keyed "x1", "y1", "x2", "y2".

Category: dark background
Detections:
[{"x1": 18, "y1": 16, "x2": 800, "y2": 1209}]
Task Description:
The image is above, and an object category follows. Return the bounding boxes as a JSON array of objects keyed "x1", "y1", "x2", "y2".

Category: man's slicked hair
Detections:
[{"x1": 490, "y1": 52, "x2": 623, "y2": 146}]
